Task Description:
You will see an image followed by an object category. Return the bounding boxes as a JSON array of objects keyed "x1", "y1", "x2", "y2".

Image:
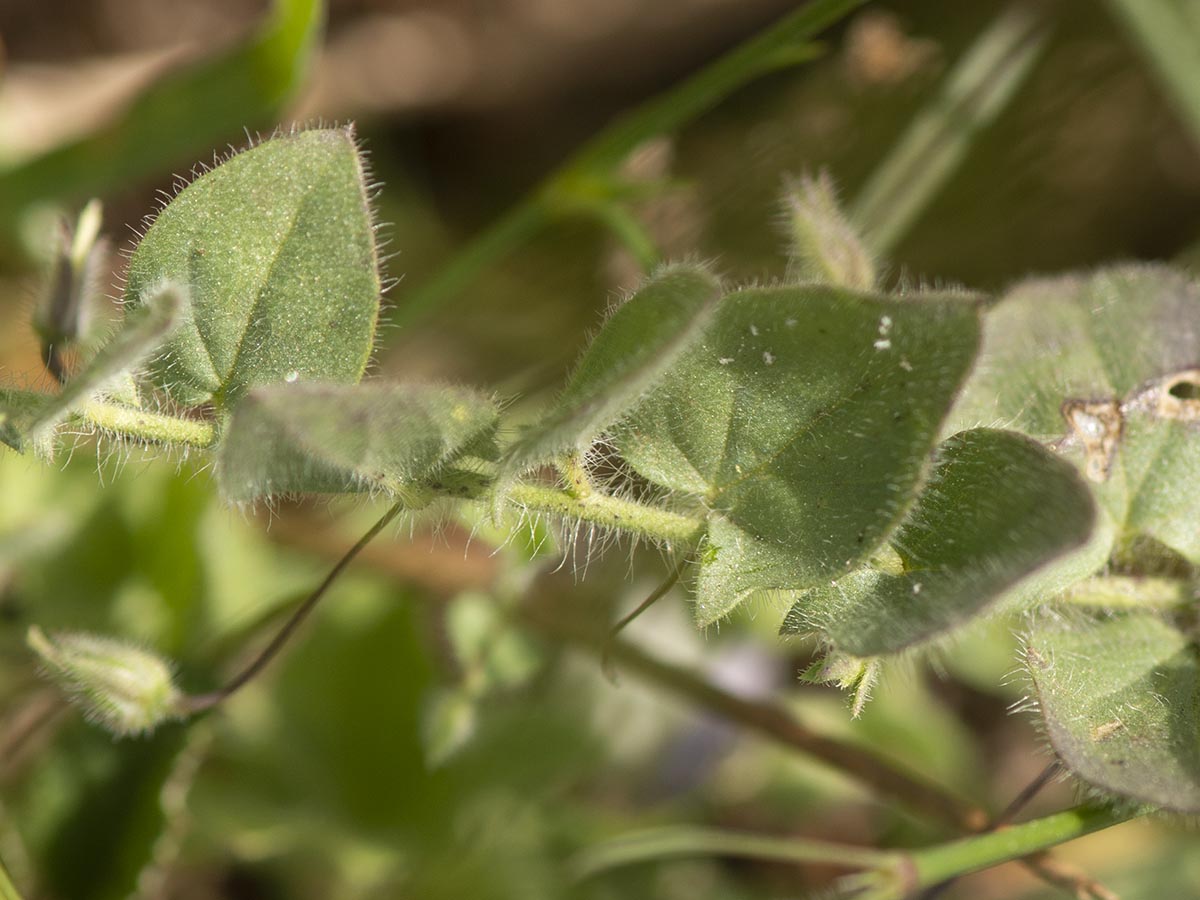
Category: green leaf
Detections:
[
  {"x1": 781, "y1": 429, "x2": 1097, "y2": 656},
  {"x1": 1026, "y1": 610, "x2": 1200, "y2": 812},
  {"x1": 218, "y1": 381, "x2": 498, "y2": 502},
  {"x1": 422, "y1": 687, "x2": 479, "y2": 769},
  {"x1": 0, "y1": 388, "x2": 49, "y2": 452},
  {"x1": 124, "y1": 127, "x2": 380, "y2": 408},
  {"x1": 950, "y1": 264, "x2": 1200, "y2": 564},
  {"x1": 614, "y1": 284, "x2": 982, "y2": 624},
  {"x1": 27, "y1": 282, "x2": 185, "y2": 442},
  {"x1": 499, "y1": 264, "x2": 720, "y2": 479},
  {"x1": 28, "y1": 724, "x2": 191, "y2": 900}
]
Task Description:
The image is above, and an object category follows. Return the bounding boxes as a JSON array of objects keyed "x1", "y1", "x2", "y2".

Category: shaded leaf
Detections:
[
  {"x1": 218, "y1": 381, "x2": 498, "y2": 502},
  {"x1": 614, "y1": 284, "x2": 981, "y2": 623},
  {"x1": 1026, "y1": 610, "x2": 1200, "y2": 812},
  {"x1": 499, "y1": 264, "x2": 720, "y2": 479},
  {"x1": 25, "y1": 723, "x2": 190, "y2": 900},
  {"x1": 0, "y1": 389, "x2": 48, "y2": 452},
  {"x1": 781, "y1": 428, "x2": 1097, "y2": 655},
  {"x1": 950, "y1": 265, "x2": 1200, "y2": 564},
  {"x1": 124, "y1": 127, "x2": 380, "y2": 408},
  {"x1": 27, "y1": 282, "x2": 185, "y2": 442}
]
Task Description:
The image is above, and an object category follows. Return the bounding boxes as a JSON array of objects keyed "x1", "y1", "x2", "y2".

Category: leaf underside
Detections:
[
  {"x1": 500, "y1": 263, "x2": 721, "y2": 479},
  {"x1": 218, "y1": 381, "x2": 498, "y2": 502},
  {"x1": 613, "y1": 283, "x2": 982, "y2": 623},
  {"x1": 124, "y1": 127, "x2": 381, "y2": 409},
  {"x1": 1027, "y1": 610, "x2": 1200, "y2": 813},
  {"x1": 781, "y1": 428, "x2": 1097, "y2": 656}
]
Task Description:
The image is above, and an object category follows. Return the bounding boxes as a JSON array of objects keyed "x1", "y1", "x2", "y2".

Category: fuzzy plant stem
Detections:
[
  {"x1": 76, "y1": 401, "x2": 217, "y2": 449},
  {"x1": 435, "y1": 467, "x2": 706, "y2": 547}
]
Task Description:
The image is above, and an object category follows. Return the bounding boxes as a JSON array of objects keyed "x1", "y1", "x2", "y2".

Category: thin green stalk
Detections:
[
  {"x1": 1105, "y1": 0, "x2": 1200, "y2": 146},
  {"x1": 852, "y1": 5, "x2": 1050, "y2": 254},
  {"x1": 181, "y1": 500, "x2": 405, "y2": 713},
  {"x1": 393, "y1": 201, "x2": 546, "y2": 330},
  {"x1": 77, "y1": 401, "x2": 217, "y2": 449},
  {"x1": 571, "y1": 825, "x2": 896, "y2": 881},
  {"x1": 559, "y1": 0, "x2": 856, "y2": 176},
  {"x1": 589, "y1": 203, "x2": 662, "y2": 271},
  {"x1": 391, "y1": 0, "x2": 865, "y2": 329},
  {"x1": 601, "y1": 558, "x2": 686, "y2": 680},
  {"x1": 857, "y1": 805, "x2": 1144, "y2": 900}
]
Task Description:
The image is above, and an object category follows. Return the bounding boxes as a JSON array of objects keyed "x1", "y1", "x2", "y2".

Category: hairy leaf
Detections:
[
  {"x1": 218, "y1": 382, "x2": 498, "y2": 501},
  {"x1": 124, "y1": 127, "x2": 380, "y2": 408},
  {"x1": 950, "y1": 264, "x2": 1200, "y2": 564},
  {"x1": 1, "y1": 388, "x2": 49, "y2": 452},
  {"x1": 500, "y1": 264, "x2": 721, "y2": 479},
  {"x1": 781, "y1": 429, "x2": 1096, "y2": 655},
  {"x1": 614, "y1": 284, "x2": 982, "y2": 623},
  {"x1": 28, "y1": 283, "x2": 185, "y2": 441},
  {"x1": 1026, "y1": 610, "x2": 1200, "y2": 812}
]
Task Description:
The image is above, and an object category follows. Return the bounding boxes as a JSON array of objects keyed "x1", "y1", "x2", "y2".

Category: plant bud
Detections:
[
  {"x1": 27, "y1": 626, "x2": 183, "y2": 737},
  {"x1": 35, "y1": 199, "x2": 107, "y2": 383},
  {"x1": 782, "y1": 171, "x2": 876, "y2": 291}
]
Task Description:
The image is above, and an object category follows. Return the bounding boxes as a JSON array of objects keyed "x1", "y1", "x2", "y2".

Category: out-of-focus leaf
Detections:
[
  {"x1": 1026, "y1": 610, "x2": 1200, "y2": 812},
  {"x1": 950, "y1": 265, "x2": 1200, "y2": 564},
  {"x1": 218, "y1": 382, "x2": 498, "y2": 501},
  {"x1": 0, "y1": 0, "x2": 325, "y2": 227},
  {"x1": 614, "y1": 284, "x2": 981, "y2": 623},
  {"x1": 422, "y1": 687, "x2": 479, "y2": 769},
  {"x1": 499, "y1": 264, "x2": 720, "y2": 480},
  {"x1": 782, "y1": 429, "x2": 1096, "y2": 655},
  {"x1": 0, "y1": 389, "x2": 48, "y2": 452},
  {"x1": 25, "y1": 282, "x2": 185, "y2": 444},
  {"x1": 124, "y1": 127, "x2": 380, "y2": 408},
  {"x1": 447, "y1": 593, "x2": 542, "y2": 691},
  {"x1": 1105, "y1": 0, "x2": 1200, "y2": 147},
  {"x1": 17, "y1": 723, "x2": 189, "y2": 900}
]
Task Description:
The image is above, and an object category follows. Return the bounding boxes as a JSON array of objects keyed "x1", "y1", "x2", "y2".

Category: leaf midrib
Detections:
[{"x1": 211, "y1": 149, "x2": 338, "y2": 405}]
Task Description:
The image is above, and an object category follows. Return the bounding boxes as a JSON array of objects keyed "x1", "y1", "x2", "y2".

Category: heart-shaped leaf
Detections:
[
  {"x1": 781, "y1": 428, "x2": 1097, "y2": 655},
  {"x1": 124, "y1": 127, "x2": 381, "y2": 409},
  {"x1": 613, "y1": 284, "x2": 982, "y2": 623},
  {"x1": 218, "y1": 381, "x2": 498, "y2": 502},
  {"x1": 1026, "y1": 609, "x2": 1200, "y2": 812},
  {"x1": 950, "y1": 264, "x2": 1200, "y2": 564}
]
